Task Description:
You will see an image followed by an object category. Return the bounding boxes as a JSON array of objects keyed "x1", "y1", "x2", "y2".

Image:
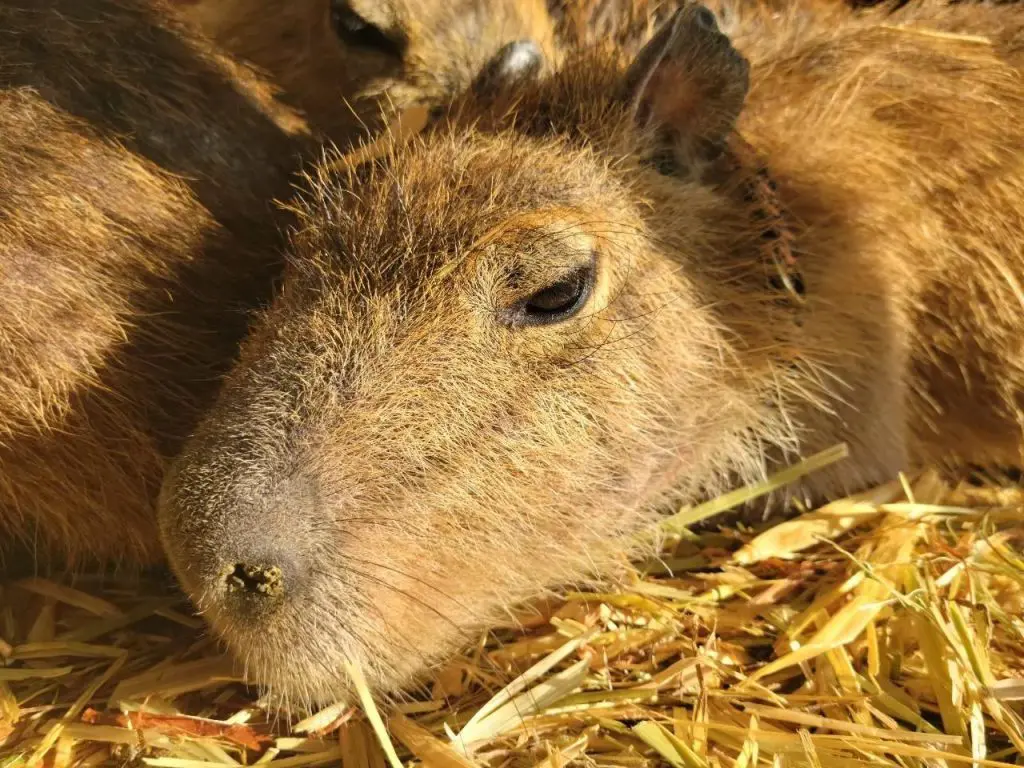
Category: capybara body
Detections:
[
  {"x1": 156, "y1": 0, "x2": 1021, "y2": 706},
  {"x1": 0, "y1": 0, "x2": 315, "y2": 569},
  {"x1": 170, "y1": 0, "x2": 559, "y2": 140}
]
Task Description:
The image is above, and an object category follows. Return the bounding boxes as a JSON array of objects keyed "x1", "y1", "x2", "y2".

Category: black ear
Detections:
[
  {"x1": 622, "y1": 3, "x2": 749, "y2": 175},
  {"x1": 473, "y1": 39, "x2": 545, "y2": 95}
]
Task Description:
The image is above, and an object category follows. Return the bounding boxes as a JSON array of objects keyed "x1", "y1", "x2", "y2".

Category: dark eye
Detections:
[
  {"x1": 514, "y1": 261, "x2": 595, "y2": 327},
  {"x1": 329, "y1": 2, "x2": 403, "y2": 57}
]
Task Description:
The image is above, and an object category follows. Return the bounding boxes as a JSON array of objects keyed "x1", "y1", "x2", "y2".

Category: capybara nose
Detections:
[
  {"x1": 217, "y1": 550, "x2": 305, "y2": 614},
  {"x1": 225, "y1": 561, "x2": 286, "y2": 597}
]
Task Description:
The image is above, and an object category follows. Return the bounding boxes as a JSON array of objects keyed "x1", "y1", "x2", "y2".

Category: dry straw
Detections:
[{"x1": 3, "y1": 448, "x2": 1024, "y2": 767}]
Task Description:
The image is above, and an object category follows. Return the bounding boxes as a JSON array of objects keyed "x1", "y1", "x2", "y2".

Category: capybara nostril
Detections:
[
  {"x1": 224, "y1": 562, "x2": 286, "y2": 598},
  {"x1": 214, "y1": 552, "x2": 305, "y2": 618},
  {"x1": 214, "y1": 547, "x2": 308, "y2": 613}
]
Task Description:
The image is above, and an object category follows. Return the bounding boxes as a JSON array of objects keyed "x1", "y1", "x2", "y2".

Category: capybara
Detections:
[
  {"x1": 169, "y1": 0, "x2": 560, "y2": 140},
  {"x1": 0, "y1": 0, "x2": 319, "y2": 571},
  {"x1": 154, "y1": 0, "x2": 1022, "y2": 706}
]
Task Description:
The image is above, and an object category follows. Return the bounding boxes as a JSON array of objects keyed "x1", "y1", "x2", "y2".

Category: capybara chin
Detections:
[
  {"x1": 170, "y1": 0, "x2": 560, "y2": 141},
  {"x1": 159, "y1": 0, "x2": 1024, "y2": 705}
]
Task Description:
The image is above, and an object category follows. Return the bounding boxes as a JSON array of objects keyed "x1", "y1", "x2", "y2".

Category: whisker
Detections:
[{"x1": 312, "y1": 563, "x2": 464, "y2": 633}]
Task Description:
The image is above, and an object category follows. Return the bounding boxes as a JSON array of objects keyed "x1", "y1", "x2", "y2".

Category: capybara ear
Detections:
[
  {"x1": 622, "y1": 2, "x2": 749, "y2": 175},
  {"x1": 473, "y1": 39, "x2": 546, "y2": 95}
]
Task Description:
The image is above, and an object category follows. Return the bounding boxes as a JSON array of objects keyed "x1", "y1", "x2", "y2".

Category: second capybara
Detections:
[
  {"x1": 157, "y1": 0, "x2": 1024, "y2": 705},
  {"x1": 169, "y1": 0, "x2": 560, "y2": 141},
  {"x1": 0, "y1": 0, "x2": 315, "y2": 570}
]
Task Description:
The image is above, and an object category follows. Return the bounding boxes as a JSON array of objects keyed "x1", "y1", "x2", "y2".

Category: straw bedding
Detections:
[{"x1": 3, "y1": 446, "x2": 1024, "y2": 767}]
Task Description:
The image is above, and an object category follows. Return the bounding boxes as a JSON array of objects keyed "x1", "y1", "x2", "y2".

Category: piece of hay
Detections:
[{"x1": 344, "y1": 660, "x2": 404, "y2": 768}]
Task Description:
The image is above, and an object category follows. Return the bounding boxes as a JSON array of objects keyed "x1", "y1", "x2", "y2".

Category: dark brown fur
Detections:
[{"x1": 158, "y1": 0, "x2": 1022, "y2": 707}]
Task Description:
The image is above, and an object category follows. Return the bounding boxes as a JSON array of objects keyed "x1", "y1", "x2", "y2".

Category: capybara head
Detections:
[
  {"x1": 171, "y1": 0, "x2": 559, "y2": 141},
  {"x1": 159, "y1": 4, "x2": 810, "y2": 705}
]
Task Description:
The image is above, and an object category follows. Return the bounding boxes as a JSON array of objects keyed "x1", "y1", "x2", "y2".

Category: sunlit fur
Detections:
[
  {"x1": 170, "y1": 0, "x2": 560, "y2": 142},
  {"x1": 161, "y1": 0, "x2": 1024, "y2": 707},
  {"x1": 547, "y1": 0, "x2": 947, "y2": 51},
  {"x1": 551, "y1": 0, "x2": 707, "y2": 50},
  {"x1": 168, "y1": 0, "x2": 1018, "y2": 143}
]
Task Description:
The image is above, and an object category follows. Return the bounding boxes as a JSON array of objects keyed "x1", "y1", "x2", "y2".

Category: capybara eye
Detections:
[
  {"x1": 329, "y1": 1, "x2": 402, "y2": 58},
  {"x1": 516, "y1": 259, "x2": 595, "y2": 327}
]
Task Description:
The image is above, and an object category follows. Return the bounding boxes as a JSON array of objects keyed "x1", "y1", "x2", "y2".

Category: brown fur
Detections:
[
  {"x1": 0, "y1": 0, "x2": 316, "y2": 570},
  {"x1": 169, "y1": 0, "x2": 560, "y2": 140},
  {"x1": 159, "y1": 0, "x2": 1024, "y2": 706},
  {"x1": 550, "y1": 0, "x2": 692, "y2": 49},
  {"x1": 549, "y1": 0, "x2": 1021, "y2": 52}
]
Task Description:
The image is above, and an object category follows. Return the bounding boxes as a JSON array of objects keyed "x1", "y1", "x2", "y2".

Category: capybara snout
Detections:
[{"x1": 159, "y1": 451, "x2": 319, "y2": 623}]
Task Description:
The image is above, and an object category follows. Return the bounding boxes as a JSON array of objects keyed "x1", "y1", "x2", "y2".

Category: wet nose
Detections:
[{"x1": 217, "y1": 549, "x2": 306, "y2": 614}]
